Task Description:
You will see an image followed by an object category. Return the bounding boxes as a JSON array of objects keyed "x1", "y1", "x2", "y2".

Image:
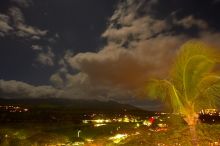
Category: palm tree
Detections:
[{"x1": 146, "y1": 40, "x2": 220, "y2": 144}]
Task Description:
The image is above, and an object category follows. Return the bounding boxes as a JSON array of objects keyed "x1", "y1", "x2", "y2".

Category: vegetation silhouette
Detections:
[{"x1": 146, "y1": 40, "x2": 220, "y2": 145}]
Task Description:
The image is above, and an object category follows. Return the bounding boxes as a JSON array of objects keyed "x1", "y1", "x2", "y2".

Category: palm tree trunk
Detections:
[
  {"x1": 189, "y1": 124, "x2": 198, "y2": 146},
  {"x1": 183, "y1": 113, "x2": 199, "y2": 145}
]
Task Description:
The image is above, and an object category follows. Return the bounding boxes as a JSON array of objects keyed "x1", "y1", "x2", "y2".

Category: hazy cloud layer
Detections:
[{"x1": 0, "y1": 80, "x2": 62, "y2": 99}]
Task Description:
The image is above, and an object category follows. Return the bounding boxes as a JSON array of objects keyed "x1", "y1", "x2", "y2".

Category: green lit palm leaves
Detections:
[{"x1": 147, "y1": 41, "x2": 220, "y2": 115}]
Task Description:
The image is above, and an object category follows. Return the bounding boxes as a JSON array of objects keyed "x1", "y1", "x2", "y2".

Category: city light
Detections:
[
  {"x1": 123, "y1": 116, "x2": 130, "y2": 122},
  {"x1": 92, "y1": 119, "x2": 105, "y2": 123},
  {"x1": 157, "y1": 123, "x2": 167, "y2": 128},
  {"x1": 71, "y1": 141, "x2": 85, "y2": 146},
  {"x1": 85, "y1": 138, "x2": 94, "y2": 143},
  {"x1": 143, "y1": 120, "x2": 152, "y2": 126},
  {"x1": 108, "y1": 134, "x2": 128, "y2": 144},
  {"x1": 94, "y1": 123, "x2": 106, "y2": 127},
  {"x1": 0, "y1": 105, "x2": 29, "y2": 113}
]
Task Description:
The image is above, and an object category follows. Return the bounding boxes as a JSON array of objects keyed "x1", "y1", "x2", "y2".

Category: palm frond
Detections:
[
  {"x1": 146, "y1": 79, "x2": 183, "y2": 113},
  {"x1": 171, "y1": 40, "x2": 216, "y2": 101},
  {"x1": 195, "y1": 74, "x2": 220, "y2": 110},
  {"x1": 145, "y1": 40, "x2": 220, "y2": 115}
]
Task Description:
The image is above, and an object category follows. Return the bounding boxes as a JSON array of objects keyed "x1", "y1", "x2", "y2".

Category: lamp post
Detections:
[{"x1": 77, "y1": 130, "x2": 81, "y2": 138}]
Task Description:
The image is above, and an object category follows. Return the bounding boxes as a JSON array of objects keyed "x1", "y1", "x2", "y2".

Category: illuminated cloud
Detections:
[
  {"x1": 67, "y1": 0, "x2": 220, "y2": 100},
  {"x1": 68, "y1": 0, "x2": 185, "y2": 93},
  {"x1": 8, "y1": 6, "x2": 47, "y2": 38},
  {"x1": 172, "y1": 15, "x2": 208, "y2": 30},
  {"x1": 0, "y1": 80, "x2": 62, "y2": 99},
  {"x1": 0, "y1": 1, "x2": 47, "y2": 39},
  {"x1": 31, "y1": 45, "x2": 43, "y2": 51},
  {"x1": 0, "y1": 2, "x2": 59, "y2": 68},
  {"x1": 50, "y1": 74, "x2": 64, "y2": 89},
  {"x1": 35, "y1": 47, "x2": 55, "y2": 66},
  {"x1": 0, "y1": 14, "x2": 13, "y2": 35},
  {"x1": 11, "y1": 0, "x2": 33, "y2": 8}
]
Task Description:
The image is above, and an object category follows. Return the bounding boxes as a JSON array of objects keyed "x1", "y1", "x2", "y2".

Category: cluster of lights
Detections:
[
  {"x1": 111, "y1": 115, "x2": 140, "y2": 123},
  {"x1": 200, "y1": 109, "x2": 220, "y2": 116},
  {"x1": 108, "y1": 133, "x2": 128, "y2": 144},
  {"x1": 94, "y1": 123, "x2": 106, "y2": 127},
  {"x1": 209, "y1": 142, "x2": 219, "y2": 145},
  {"x1": 83, "y1": 118, "x2": 111, "y2": 127},
  {"x1": 85, "y1": 138, "x2": 94, "y2": 143},
  {"x1": 0, "y1": 105, "x2": 28, "y2": 113},
  {"x1": 155, "y1": 112, "x2": 169, "y2": 115},
  {"x1": 157, "y1": 143, "x2": 181, "y2": 146},
  {"x1": 108, "y1": 131, "x2": 141, "y2": 144},
  {"x1": 143, "y1": 120, "x2": 152, "y2": 126},
  {"x1": 82, "y1": 115, "x2": 143, "y2": 125},
  {"x1": 159, "y1": 141, "x2": 216, "y2": 146},
  {"x1": 157, "y1": 123, "x2": 167, "y2": 128},
  {"x1": 82, "y1": 115, "x2": 168, "y2": 130}
]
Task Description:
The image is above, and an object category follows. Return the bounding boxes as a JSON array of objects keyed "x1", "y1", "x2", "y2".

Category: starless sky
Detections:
[{"x1": 0, "y1": 0, "x2": 220, "y2": 110}]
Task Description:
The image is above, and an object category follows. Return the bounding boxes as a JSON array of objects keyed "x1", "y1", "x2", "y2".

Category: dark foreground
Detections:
[
  {"x1": 0, "y1": 99, "x2": 219, "y2": 145},
  {"x1": 0, "y1": 114, "x2": 220, "y2": 146}
]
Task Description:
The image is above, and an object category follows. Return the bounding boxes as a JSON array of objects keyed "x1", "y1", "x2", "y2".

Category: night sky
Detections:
[{"x1": 0, "y1": 0, "x2": 220, "y2": 110}]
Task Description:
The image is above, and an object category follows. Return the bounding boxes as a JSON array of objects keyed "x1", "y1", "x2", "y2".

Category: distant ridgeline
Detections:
[
  {"x1": 0, "y1": 98, "x2": 219, "y2": 124},
  {"x1": 0, "y1": 98, "x2": 144, "y2": 111},
  {"x1": 0, "y1": 98, "x2": 152, "y2": 123}
]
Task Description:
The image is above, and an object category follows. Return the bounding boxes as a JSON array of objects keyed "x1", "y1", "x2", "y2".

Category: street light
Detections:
[{"x1": 77, "y1": 130, "x2": 81, "y2": 138}]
